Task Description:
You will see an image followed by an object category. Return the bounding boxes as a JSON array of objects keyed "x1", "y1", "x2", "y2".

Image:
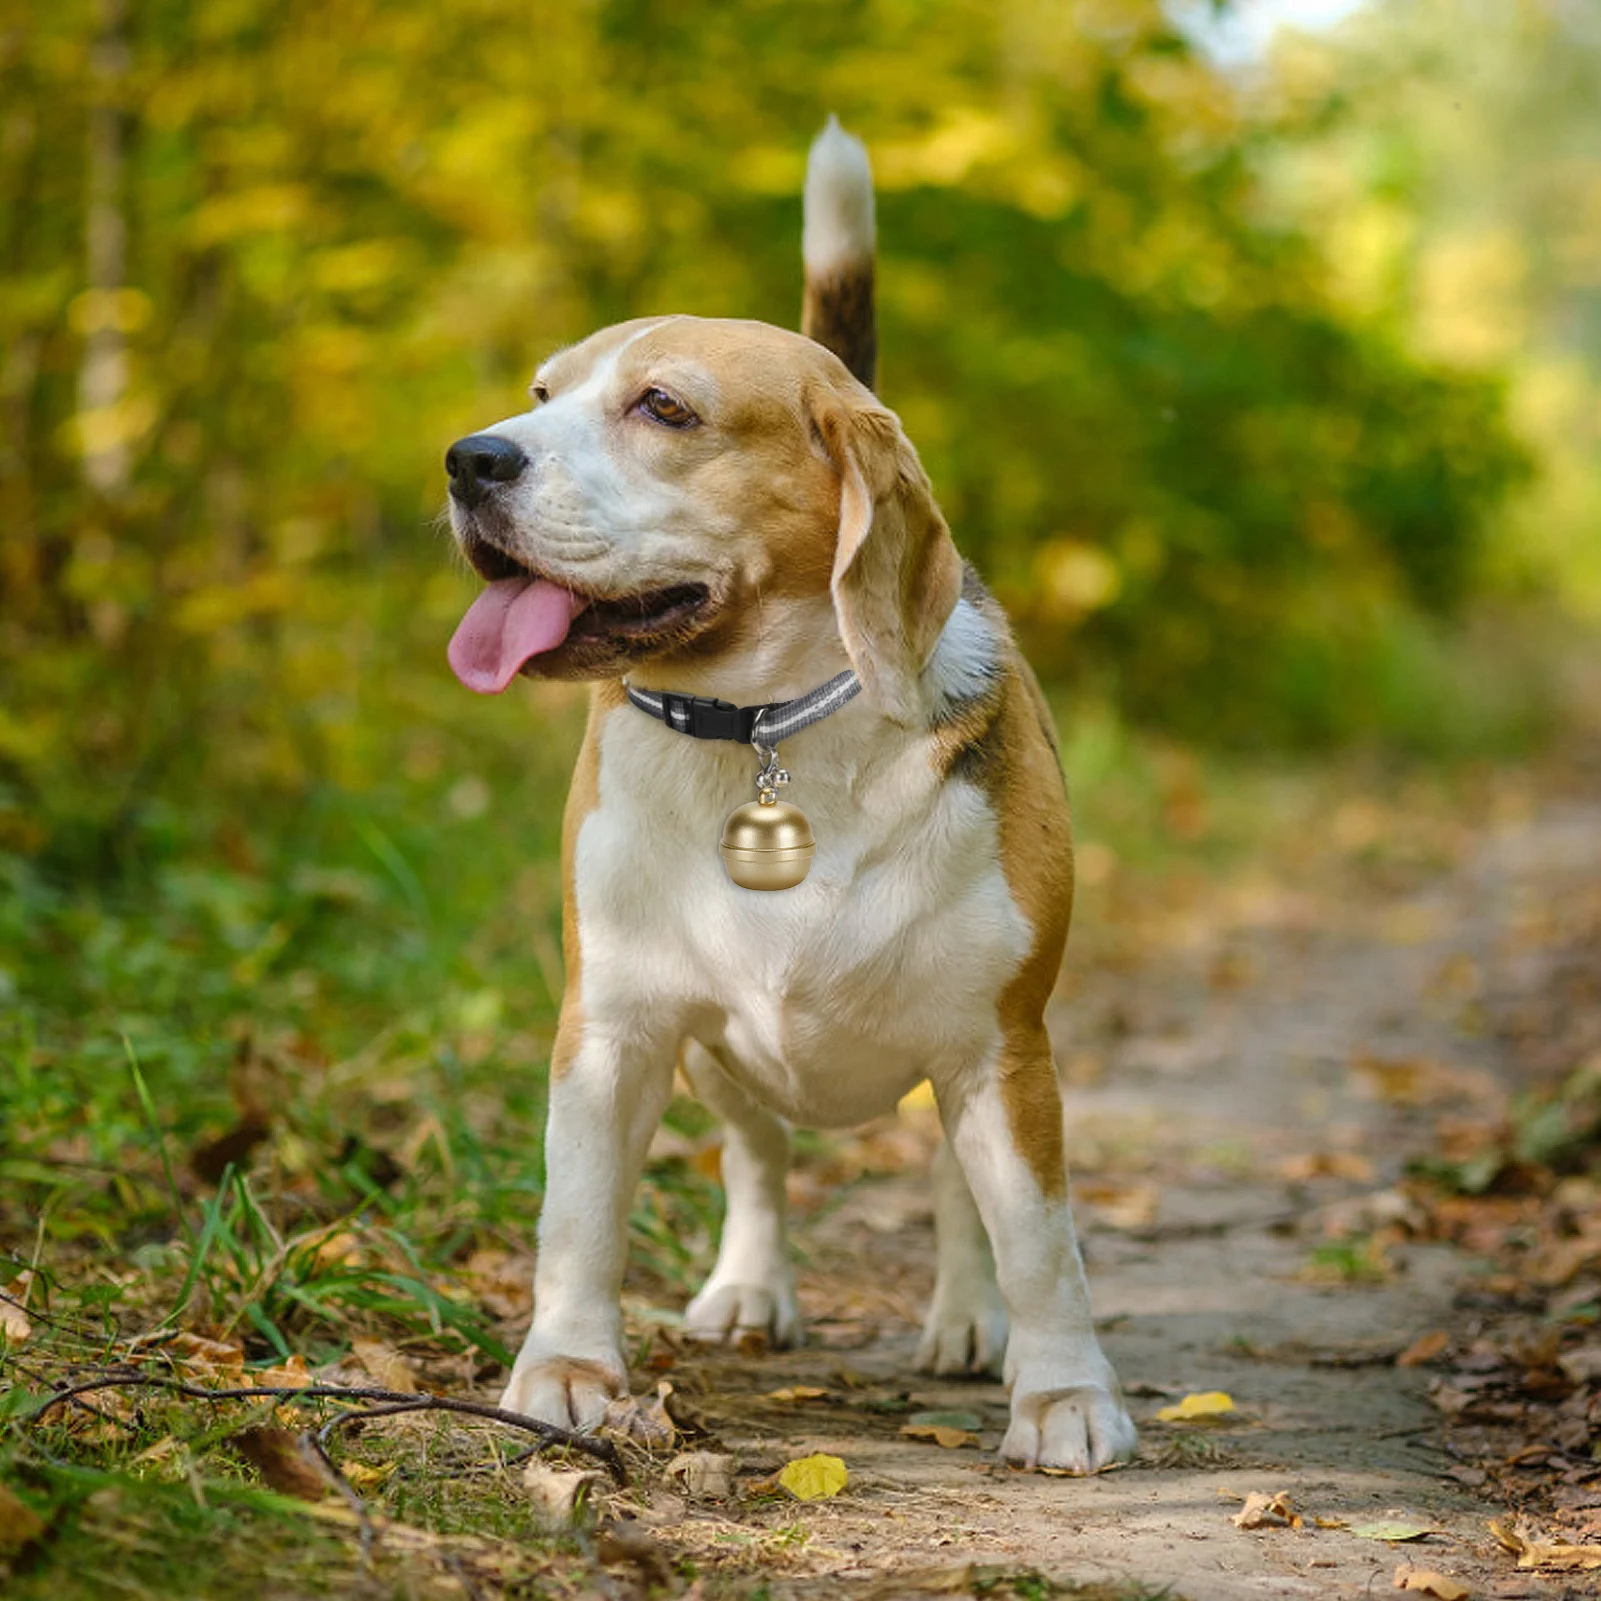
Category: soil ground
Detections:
[{"x1": 613, "y1": 776, "x2": 1601, "y2": 1600}]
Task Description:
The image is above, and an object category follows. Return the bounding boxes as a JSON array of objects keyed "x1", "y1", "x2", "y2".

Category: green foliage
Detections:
[{"x1": 0, "y1": 0, "x2": 1545, "y2": 875}]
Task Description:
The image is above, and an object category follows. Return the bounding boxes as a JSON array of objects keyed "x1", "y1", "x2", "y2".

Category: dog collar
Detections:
[
  {"x1": 623, "y1": 668, "x2": 861, "y2": 892},
  {"x1": 623, "y1": 669, "x2": 860, "y2": 747}
]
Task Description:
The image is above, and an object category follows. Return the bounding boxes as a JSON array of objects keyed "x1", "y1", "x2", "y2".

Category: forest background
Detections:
[{"x1": 1, "y1": 0, "x2": 1600, "y2": 1588}]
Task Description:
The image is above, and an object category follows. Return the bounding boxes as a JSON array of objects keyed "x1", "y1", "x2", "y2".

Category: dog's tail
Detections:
[{"x1": 802, "y1": 116, "x2": 877, "y2": 392}]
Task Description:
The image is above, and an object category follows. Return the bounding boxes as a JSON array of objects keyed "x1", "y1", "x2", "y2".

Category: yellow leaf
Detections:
[
  {"x1": 341, "y1": 1460, "x2": 397, "y2": 1490},
  {"x1": 1155, "y1": 1390, "x2": 1236, "y2": 1423},
  {"x1": 1394, "y1": 1566, "x2": 1471, "y2": 1599},
  {"x1": 777, "y1": 1453, "x2": 848, "y2": 1501},
  {"x1": 765, "y1": 1386, "x2": 828, "y2": 1403},
  {"x1": 901, "y1": 1423, "x2": 979, "y2": 1449}
]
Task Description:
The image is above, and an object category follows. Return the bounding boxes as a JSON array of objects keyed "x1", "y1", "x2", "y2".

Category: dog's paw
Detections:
[
  {"x1": 915, "y1": 1298, "x2": 1008, "y2": 1377},
  {"x1": 684, "y1": 1279, "x2": 802, "y2": 1348},
  {"x1": 999, "y1": 1382, "x2": 1138, "y2": 1474},
  {"x1": 498, "y1": 1354, "x2": 626, "y2": 1431}
]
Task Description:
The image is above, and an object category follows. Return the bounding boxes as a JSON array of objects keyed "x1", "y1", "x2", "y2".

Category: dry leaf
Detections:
[
  {"x1": 778, "y1": 1453, "x2": 848, "y2": 1500},
  {"x1": 1488, "y1": 1520, "x2": 1601, "y2": 1572},
  {"x1": 901, "y1": 1423, "x2": 979, "y2": 1449},
  {"x1": 350, "y1": 1339, "x2": 417, "y2": 1394},
  {"x1": 0, "y1": 1483, "x2": 44, "y2": 1551},
  {"x1": 0, "y1": 1274, "x2": 34, "y2": 1347},
  {"x1": 461, "y1": 1249, "x2": 532, "y2": 1320},
  {"x1": 1394, "y1": 1565, "x2": 1470, "y2": 1599},
  {"x1": 1231, "y1": 1490, "x2": 1301, "y2": 1530},
  {"x1": 1155, "y1": 1391, "x2": 1236, "y2": 1423},
  {"x1": 523, "y1": 1461, "x2": 604, "y2": 1527},
  {"x1": 602, "y1": 1381, "x2": 677, "y2": 1448},
  {"x1": 765, "y1": 1386, "x2": 827, "y2": 1403},
  {"x1": 665, "y1": 1451, "x2": 735, "y2": 1498},
  {"x1": 230, "y1": 1426, "x2": 329, "y2": 1501},
  {"x1": 1396, "y1": 1331, "x2": 1450, "y2": 1368},
  {"x1": 165, "y1": 1331, "x2": 246, "y2": 1379},
  {"x1": 1353, "y1": 1520, "x2": 1439, "y2": 1543},
  {"x1": 253, "y1": 1353, "x2": 313, "y2": 1390},
  {"x1": 340, "y1": 1460, "x2": 396, "y2": 1490}
]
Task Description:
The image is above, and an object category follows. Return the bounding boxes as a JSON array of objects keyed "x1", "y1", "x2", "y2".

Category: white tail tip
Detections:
[{"x1": 803, "y1": 114, "x2": 875, "y2": 272}]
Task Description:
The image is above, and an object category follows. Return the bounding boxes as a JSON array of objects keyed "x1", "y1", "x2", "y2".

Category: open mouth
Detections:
[{"x1": 450, "y1": 534, "x2": 712, "y2": 694}]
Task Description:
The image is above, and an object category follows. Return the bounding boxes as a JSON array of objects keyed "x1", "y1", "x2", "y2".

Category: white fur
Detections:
[
  {"x1": 459, "y1": 127, "x2": 1134, "y2": 1470},
  {"x1": 498, "y1": 595, "x2": 1135, "y2": 1471},
  {"x1": 803, "y1": 115, "x2": 876, "y2": 272}
]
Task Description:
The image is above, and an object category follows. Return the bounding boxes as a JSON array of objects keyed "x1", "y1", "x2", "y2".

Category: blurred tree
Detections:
[
  {"x1": 1259, "y1": 0, "x2": 1601, "y2": 623},
  {"x1": 0, "y1": 0, "x2": 1530, "y2": 866}
]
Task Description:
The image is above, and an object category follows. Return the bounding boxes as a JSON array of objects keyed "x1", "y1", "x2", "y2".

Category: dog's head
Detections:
[{"x1": 443, "y1": 315, "x2": 961, "y2": 723}]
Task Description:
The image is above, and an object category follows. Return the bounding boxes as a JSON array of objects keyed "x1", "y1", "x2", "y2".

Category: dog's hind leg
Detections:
[
  {"x1": 679, "y1": 1038, "x2": 802, "y2": 1348},
  {"x1": 916, "y1": 1137, "x2": 1009, "y2": 1377}
]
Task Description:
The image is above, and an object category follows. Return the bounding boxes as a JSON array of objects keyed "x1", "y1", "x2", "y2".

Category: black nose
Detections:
[{"x1": 445, "y1": 433, "x2": 527, "y2": 506}]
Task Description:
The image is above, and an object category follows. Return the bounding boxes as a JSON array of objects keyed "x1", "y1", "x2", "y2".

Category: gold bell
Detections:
[{"x1": 720, "y1": 794, "x2": 815, "y2": 890}]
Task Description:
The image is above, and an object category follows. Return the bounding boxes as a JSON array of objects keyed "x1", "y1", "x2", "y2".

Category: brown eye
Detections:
[
  {"x1": 531, "y1": 380, "x2": 550, "y2": 404},
  {"x1": 637, "y1": 387, "x2": 698, "y2": 428}
]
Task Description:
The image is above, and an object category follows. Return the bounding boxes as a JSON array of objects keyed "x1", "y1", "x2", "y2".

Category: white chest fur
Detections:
[{"x1": 571, "y1": 694, "x2": 1030, "y2": 1129}]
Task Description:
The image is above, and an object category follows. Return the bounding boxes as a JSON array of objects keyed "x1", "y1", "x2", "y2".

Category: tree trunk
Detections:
[{"x1": 80, "y1": 0, "x2": 132, "y2": 502}]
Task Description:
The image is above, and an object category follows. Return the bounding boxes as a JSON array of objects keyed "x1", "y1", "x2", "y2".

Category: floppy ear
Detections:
[{"x1": 813, "y1": 392, "x2": 962, "y2": 726}]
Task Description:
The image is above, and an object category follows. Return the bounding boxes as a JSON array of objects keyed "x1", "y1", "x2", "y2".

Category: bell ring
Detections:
[{"x1": 720, "y1": 794, "x2": 815, "y2": 890}]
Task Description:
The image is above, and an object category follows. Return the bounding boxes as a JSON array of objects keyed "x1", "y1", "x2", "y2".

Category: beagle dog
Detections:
[{"x1": 442, "y1": 120, "x2": 1136, "y2": 1473}]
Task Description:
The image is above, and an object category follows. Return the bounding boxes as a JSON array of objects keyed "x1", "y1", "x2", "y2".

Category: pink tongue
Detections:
[{"x1": 448, "y1": 577, "x2": 587, "y2": 694}]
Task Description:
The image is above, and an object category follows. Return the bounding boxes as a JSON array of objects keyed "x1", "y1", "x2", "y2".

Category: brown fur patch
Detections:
[
  {"x1": 803, "y1": 260, "x2": 877, "y2": 390},
  {"x1": 550, "y1": 681, "x2": 624, "y2": 1080},
  {"x1": 935, "y1": 575, "x2": 1073, "y2": 1198}
]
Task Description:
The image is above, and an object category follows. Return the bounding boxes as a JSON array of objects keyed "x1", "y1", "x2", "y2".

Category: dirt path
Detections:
[{"x1": 621, "y1": 786, "x2": 1601, "y2": 1599}]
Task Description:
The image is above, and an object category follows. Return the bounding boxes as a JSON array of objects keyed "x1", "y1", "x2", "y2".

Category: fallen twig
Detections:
[{"x1": 21, "y1": 1369, "x2": 627, "y2": 1483}]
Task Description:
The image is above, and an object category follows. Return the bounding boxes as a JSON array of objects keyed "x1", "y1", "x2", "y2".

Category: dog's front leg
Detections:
[
  {"x1": 935, "y1": 1030, "x2": 1137, "y2": 1474},
  {"x1": 499, "y1": 1011, "x2": 677, "y2": 1429}
]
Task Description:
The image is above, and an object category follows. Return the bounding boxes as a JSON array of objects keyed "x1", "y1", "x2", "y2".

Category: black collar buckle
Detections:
[{"x1": 658, "y1": 692, "x2": 758, "y2": 742}]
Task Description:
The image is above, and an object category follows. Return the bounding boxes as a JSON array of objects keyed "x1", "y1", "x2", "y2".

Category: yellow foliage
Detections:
[{"x1": 777, "y1": 1453, "x2": 848, "y2": 1501}]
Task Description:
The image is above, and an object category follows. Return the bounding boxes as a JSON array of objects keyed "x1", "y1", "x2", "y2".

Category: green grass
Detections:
[{"x1": 0, "y1": 632, "x2": 1581, "y2": 1597}]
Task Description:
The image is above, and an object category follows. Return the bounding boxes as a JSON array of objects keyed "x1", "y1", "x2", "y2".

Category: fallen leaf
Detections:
[
  {"x1": 1353, "y1": 1520, "x2": 1439, "y2": 1543},
  {"x1": 1488, "y1": 1520, "x2": 1601, "y2": 1572},
  {"x1": 350, "y1": 1339, "x2": 417, "y2": 1394},
  {"x1": 665, "y1": 1451, "x2": 735, "y2": 1498},
  {"x1": 0, "y1": 1483, "x2": 44, "y2": 1551},
  {"x1": 778, "y1": 1453, "x2": 848, "y2": 1501},
  {"x1": 765, "y1": 1386, "x2": 828, "y2": 1403},
  {"x1": 1231, "y1": 1490, "x2": 1301, "y2": 1530},
  {"x1": 253, "y1": 1353, "x2": 313, "y2": 1390},
  {"x1": 230, "y1": 1426, "x2": 329, "y2": 1501},
  {"x1": 165, "y1": 1331, "x2": 246, "y2": 1379},
  {"x1": 901, "y1": 1423, "x2": 980, "y2": 1449},
  {"x1": 1394, "y1": 1564, "x2": 1470, "y2": 1599},
  {"x1": 602, "y1": 1381, "x2": 676, "y2": 1448},
  {"x1": 0, "y1": 1274, "x2": 33, "y2": 1347},
  {"x1": 1397, "y1": 1331, "x2": 1451, "y2": 1368},
  {"x1": 461, "y1": 1249, "x2": 532, "y2": 1319},
  {"x1": 1155, "y1": 1391, "x2": 1236, "y2": 1423},
  {"x1": 523, "y1": 1461, "x2": 604, "y2": 1527},
  {"x1": 340, "y1": 1460, "x2": 396, "y2": 1490}
]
